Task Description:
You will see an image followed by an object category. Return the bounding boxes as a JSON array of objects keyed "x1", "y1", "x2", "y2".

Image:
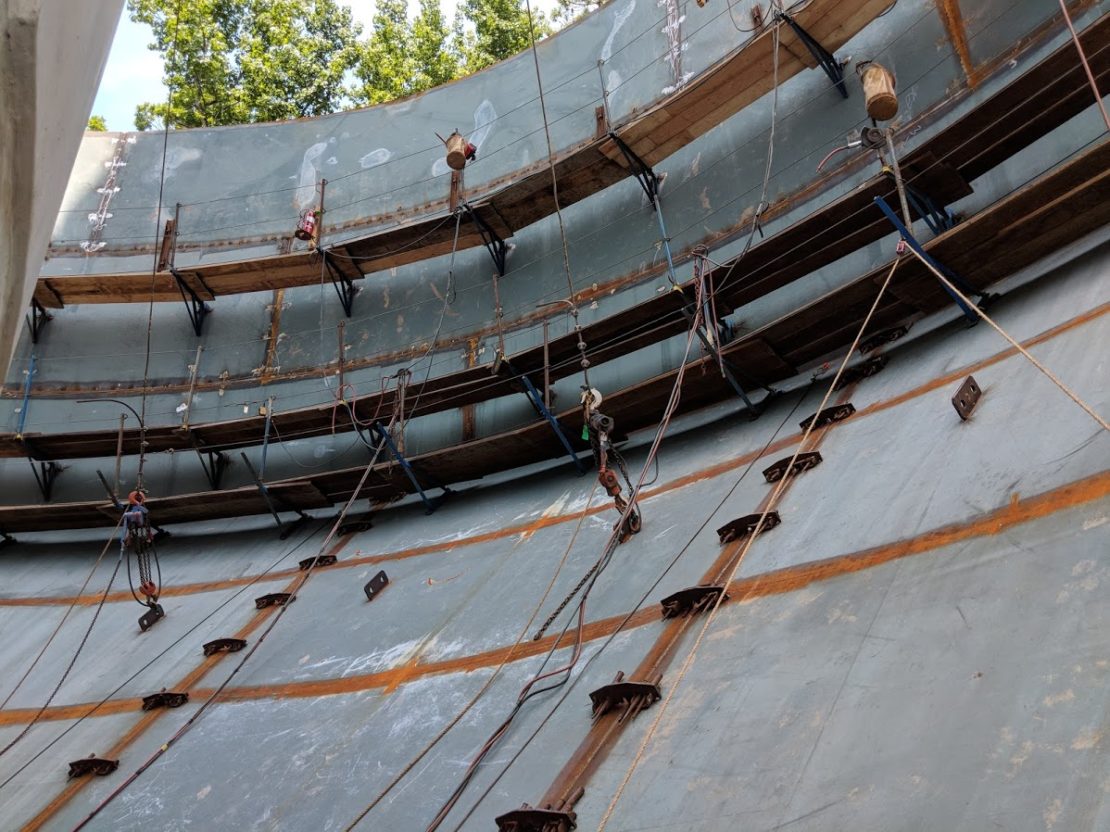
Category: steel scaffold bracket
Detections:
[
  {"x1": 371, "y1": 422, "x2": 451, "y2": 514},
  {"x1": 607, "y1": 132, "x2": 660, "y2": 208},
  {"x1": 500, "y1": 358, "x2": 587, "y2": 474},
  {"x1": 463, "y1": 203, "x2": 508, "y2": 276},
  {"x1": 873, "y1": 196, "x2": 986, "y2": 323},
  {"x1": 776, "y1": 11, "x2": 849, "y2": 98},
  {"x1": 170, "y1": 268, "x2": 213, "y2": 336},
  {"x1": 322, "y1": 250, "x2": 358, "y2": 317},
  {"x1": 26, "y1": 298, "x2": 52, "y2": 345}
]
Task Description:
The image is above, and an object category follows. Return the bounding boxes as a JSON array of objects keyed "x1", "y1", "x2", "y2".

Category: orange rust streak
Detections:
[
  {"x1": 728, "y1": 470, "x2": 1110, "y2": 602},
  {"x1": 4, "y1": 300, "x2": 1106, "y2": 611},
  {"x1": 937, "y1": 0, "x2": 982, "y2": 88},
  {"x1": 18, "y1": 534, "x2": 352, "y2": 832},
  {"x1": 15, "y1": 472, "x2": 1106, "y2": 729}
]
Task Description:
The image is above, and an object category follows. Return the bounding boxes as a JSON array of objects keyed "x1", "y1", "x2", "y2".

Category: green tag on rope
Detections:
[{"x1": 581, "y1": 425, "x2": 590, "y2": 440}]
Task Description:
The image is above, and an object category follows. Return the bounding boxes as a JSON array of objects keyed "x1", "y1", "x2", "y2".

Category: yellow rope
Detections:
[
  {"x1": 596, "y1": 258, "x2": 901, "y2": 830},
  {"x1": 904, "y1": 246, "x2": 1109, "y2": 432}
]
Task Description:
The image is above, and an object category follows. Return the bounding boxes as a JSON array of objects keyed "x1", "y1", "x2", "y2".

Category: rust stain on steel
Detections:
[
  {"x1": 260, "y1": 288, "x2": 285, "y2": 384},
  {"x1": 3, "y1": 298, "x2": 1106, "y2": 611},
  {"x1": 937, "y1": 0, "x2": 982, "y2": 89},
  {"x1": 461, "y1": 337, "x2": 479, "y2": 442},
  {"x1": 17, "y1": 532, "x2": 355, "y2": 832},
  {"x1": 8, "y1": 471, "x2": 1106, "y2": 731}
]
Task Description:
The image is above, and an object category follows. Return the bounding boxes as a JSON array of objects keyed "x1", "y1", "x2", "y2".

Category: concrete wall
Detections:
[{"x1": 0, "y1": 0, "x2": 123, "y2": 378}]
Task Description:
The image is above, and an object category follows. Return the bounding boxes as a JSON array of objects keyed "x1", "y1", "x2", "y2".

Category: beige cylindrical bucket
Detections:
[
  {"x1": 861, "y1": 63, "x2": 898, "y2": 121},
  {"x1": 445, "y1": 131, "x2": 469, "y2": 171}
]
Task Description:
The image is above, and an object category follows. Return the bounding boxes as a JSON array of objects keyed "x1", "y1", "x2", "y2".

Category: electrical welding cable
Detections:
[
  {"x1": 417, "y1": 271, "x2": 712, "y2": 829},
  {"x1": 0, "y1": 513, "x2": 125, "y2": 715},
  {"x1": 0, "y1": 520, "x2": 326, "y2": 793},
  {"x1": 342, "y1": 482, "x2": 602, "y2": 831},
  {"x1": 70, "y1": 431, "x2": 395, "y2": 831},
  {"x1": 401, "y1": 210, "x2": 465, "y2": 425},
  {"x1": 903, "y1": 244, "x2": 1109, "y2": 432},
  {"x1": 1058, "y1": 0, "x2": 1110, "y2": 130},
  {"x1": 134, "y1": 13, "x2": 182, "y2": 493},
  {"x1": 522, "y1": 0, "x2": 594, "y2": 394},
  {"x1": 446, "y1": 390, "x2": 809, "y2": 832},
  {"x1": 595, "y1": 254, "x2": 903, "y2": 830},
  {"x1": 0, "y1": 514, "x2": 126, "y2": 760},
  {"x1": 718, "y1": 11, "x2": 783, "y2": 291}
]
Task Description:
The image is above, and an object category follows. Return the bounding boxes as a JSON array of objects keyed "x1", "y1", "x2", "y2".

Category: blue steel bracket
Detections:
[
  {"x1": 462, "y1": 204, "x2": 508, "y2": 276},
  {"x1": 674, "y1": 286, "x2": 773, "y2": 418},
  {"x1": 321, "y1": 250, "x2": 358, "y2": 317},
  {"x1": 239, "y1": 451, "x2": 310, "y2": 537},
  {"x1": 26, "y1": 298, "x2": 52, "y2": 345},
  {"x1": 607, "y1": 132, "x2": 660, "y2": 208},
  {"x1": 371, "y1": 422, "x2": 451, "y2": 514},
  {"x1": 882, "y1": 169, "x2": 958, "y2": 235},
  {"x1": 873, "y1": 196, "x2": 983, "y2": 323},
  {"x1": 775, "y1": 12, "x2": 848, "y2": 98},
  {"x1": 170, "y1": 268, "x2": 213, "y2": 337},
  {"x1": 501, "y1": 359, "x2": 587, "y2": 474}
]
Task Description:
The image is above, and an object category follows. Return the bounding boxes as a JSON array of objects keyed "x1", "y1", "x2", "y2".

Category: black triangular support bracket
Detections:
[
  {"x1": 196, "y1": 448, "x2": 229, "y2": 490},
  {"x1": 462, "y1": 203, "x2": 508, "y2": 276},
  {"x1": 26, "y1": 298, "x2": 52, "y2": 345},
  {"x1": 28, "y1": 459, "x2": 62, "y2": 502},
  {"x1": 607, "y1": 132, "x2": 660, "y2": 208},
  {"x1": 0, "y1": 530, "x2": 17, "y2": 550},
  {"x1": 170, "y1": 268, "x2": 213, "y2": 337},
  {"x1": 775, "y1": 11, "x2": 848, "y2": 98},
  {"x1": 321, "y1": 250, "x2": 357, "y2": 317}
]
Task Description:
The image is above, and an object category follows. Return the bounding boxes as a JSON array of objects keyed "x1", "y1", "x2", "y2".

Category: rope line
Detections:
[
  {"x1": 903, "y1": 244, "x2": 1109, "y2": 431},
  {"x1": 1057, "y1": 0, "x2": 1110, "y2": 130},
  {"x1": 343, "y1": 483, "x2": 601, "y2": 830},
  {"x1": 72, "y1": 431, "x2": 395, "y2": 830},
  {"x1": 446, "y1": 392, "x2": 808, "y2": 831},
  {"x1": 0, "y1": 513, "x2": 126, "y2": 760},
  {"x1": 596, "y1": 255, "x2": 902, "y2": 830}
]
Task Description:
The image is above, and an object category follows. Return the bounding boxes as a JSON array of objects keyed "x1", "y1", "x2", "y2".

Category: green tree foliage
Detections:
[
  {"x1": 127, "y1": 0, "x2": 362, "y2": 128},
  {"x1": 355, "y1": 0, "x2": 460, "y2": 104},
  {"x1": 86, "y1": 115, "x2": 109, "y2": 131},
  {"x1": 455, "y1": 0, "x2": 550, "y2": 74},
  {"x1": 129, "y1": 0, "x2": 560, "y2": 126}
]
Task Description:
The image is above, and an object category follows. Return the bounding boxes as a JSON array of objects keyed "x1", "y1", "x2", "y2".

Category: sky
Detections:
[{"x1": 90, "y1": 0, "x2": 557, "y2": 131}]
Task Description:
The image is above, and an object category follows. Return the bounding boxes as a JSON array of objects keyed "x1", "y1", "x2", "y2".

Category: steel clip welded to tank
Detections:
[
  {"x1": 495, "y1": 804, "x2": 578, "y2": 832},
  {"x1": 858, "y1": 324, "x2": 909, "y2": 354},
  {"x1": 141, "y1": 691, "x2": 189, "y2": 711},
  {"x1": 716, "y1": 511, "x2": 781, "y2": 544},
  {"x1": 660, "y1": 585, "x2": 728, "y2": 619},
  {"x1": 203, "y1": 637, "x2": 247, "y2": 657},
  {"x1": 67, "y1": 756, "x2": 119, "y2": 779},
  {"x1": 255, "y1": 592, "x2": 295, "y2": 610},
  {"x1": 138, "y1": 602, "x2": 165, "y2": 632},
  {"x1": 798, "y1": 403, "x2": 855, "y2": 432},
  {"x1": 589, "y1": 671, "x2": 663, "y2": 725},
  {"x1": 952, "y1": 375, "x2": 982, "y2": 420},
  {"x1": 364, "y1": 570, "x2": 389, "y2": 601},
  {"x1": 762, "y1": 451, "x2": 823, "y2": 484},
  {"x1": 834, "y1": 354, "x2": 889, "y2": 390},
  {"x1": 299, "y1": 553, "x2": 338, "y2": 571}
]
